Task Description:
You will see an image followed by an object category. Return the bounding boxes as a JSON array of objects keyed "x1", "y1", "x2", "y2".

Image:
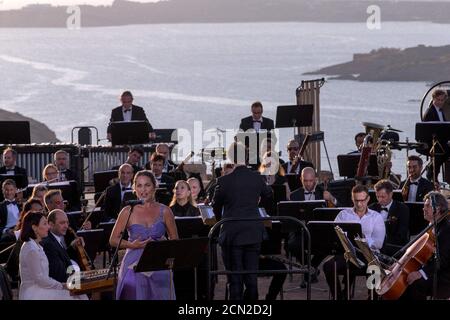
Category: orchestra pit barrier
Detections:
[{"x1": 207, "y1": 216, "x2": 312, "y2": 300}]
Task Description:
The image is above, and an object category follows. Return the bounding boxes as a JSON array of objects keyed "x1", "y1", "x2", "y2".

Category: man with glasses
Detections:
[
  {"x1": 281, "y1": 139, "x2": 314, "y2": 175},
  {"x1": 322, "y1": 184, "x2": 386, "y2": 300},
  {"x1": 107, "y1": 91, "x2": 156, "y2": 142}
]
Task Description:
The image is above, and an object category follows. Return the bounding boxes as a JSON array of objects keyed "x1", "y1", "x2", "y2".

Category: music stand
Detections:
[
  {"x1": 337, "y1": 154, "x2": 379, "y2": 178},
  {"x1": 134, "y1": 238, "x2": 209, "y2": 300},
  {"x1": 175, "y1": 216, "x2": 210, "y2": 239},
  {"x1": 326, "y1": 179, "x2": 356, "y2": 207},
  {"x1": 307, "y1": 221, "x2": 363, "y2": 300},
  {"x1": 277, "y1": 200, "x2": 326, "y2": 232},
  {"x1": 98, "y1": 221, "x2": 115, "y2": 268},
  {"x1": 0, "y1": 121, "x2": 30, "y2": 144},
  {"x1": 153, "y1": 129, "x2": 178, "y2": 143},
  {"x1": 275, "y1": 105, "x2": 314, "y2": 137},
  {"x1": 312, "y1": 207, "x2": 345, "y2": 221},
  {"x1": 26, "y1": 181, "x2": 81, "y2": 211},
  {"x1": 405, "y1": 201, "x2": 428, "y2": 236},
  {"x1": 93, "y1": 170, "x2": 118, "y2": 193},
  {"x1": 110, "y1": 121, "x2": 150, "y2": 146},
  {"x1": 76, "y1": 228, "x2": 103, "y2": 263}
]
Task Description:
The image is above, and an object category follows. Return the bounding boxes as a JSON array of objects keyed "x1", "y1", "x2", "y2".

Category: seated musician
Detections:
[
  {"x1": 0, "y1": 147, "x2": 28, "y2": 178},
  {"x1": 169, "y1": 180, "x2": 200, "y2": 217},
  {"x1": 31, "y1": 185, "x2": 48, "y2": 211},
  {"x1": 259, "y1": 151, "x2": 290, "y2": 198},
  {"x1": 42, "y1": 164, "x2": 59, "y2": 182},
  {"x1": 402, "y1": 192, "x2": 450, "y2": 300},
  {"x1": 369, "y1": 179, "x2": 410, "y2": 256},
  {"x1": 148, "y1": 154, "x2": 175, "y2": 190},
  {"x1": 0, "y1": 179, "x2": 21, "y2": 244},
  {"x1": 41, "y1": 209, "x2": 88, "y2": 284},
  {"x1": 18, "y1": 211, "x2": 86, "y2": 300},
  {"x1": 347, "y1": 132, "x2": 366, "y2": 154},
  {"x1": 322, "y1": 185, "x2": 385, "y2": 300},
  {"x1": 187, "y1": 177, "x2": 206, "y2": 204},
  {"x1": 400, "y1": 155, "x2": 434, "y2": 202},
  {"x1": 54, "y1": 150, "x2": 77, "y2": 182},
  {"x1": 154, "y1": 143, "x2": 176, "y2": 173},
  {"x1": 102, "y1": 163, "x2": 134, "y2": 221},
  {"x1": 112, "y1": 146, "x2": 144, "y2": 174},
  {"x1": 281, "y1": 139, "x2": 314, "y2": 175}
]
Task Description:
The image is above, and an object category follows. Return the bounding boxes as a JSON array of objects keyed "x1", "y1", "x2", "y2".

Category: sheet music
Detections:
[
  {"x1": 354, "y1": 236, "x2": 387, "y2": 276},
  {"x1": 334, "y1": 226, "x2": 365, "y2": 268}
]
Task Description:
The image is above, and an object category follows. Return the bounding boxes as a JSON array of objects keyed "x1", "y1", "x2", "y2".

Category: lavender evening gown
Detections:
[{"x1": 115, "y1": 205, "x2": 175, "y2": 300}]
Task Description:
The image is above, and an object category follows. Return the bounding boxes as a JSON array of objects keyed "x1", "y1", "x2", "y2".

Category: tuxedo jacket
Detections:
[
  {"x1": 0, "y1": 200, "x2": 20, "y2": 233},
  {"x1": 102, "y1": 183, "x2": 129, "y2": 221},
  {"x1": 212, "y1": 166, "x2": 272, "y2": 246},
  {"x1": 369, "y1": 200, "x2": 410, "y2": 251},
  {"x1": 423, "y1": 105, "x2": 446, "y2": 122},
  {"x1": 290, "y1": 186, "x2": 324, "y2": 202},
  {"x1": 281, "y1": 160, "x2": 314, "y2": 175},
  {"x1": 107, "y1": 105, "x2": 154, "y2": 133},
  {"x1": 0, "y1": 166, "x2": 28, "y2": 177},
  {"x1": 400, "y1": 177, "x2": 434, "y2": 202},
  {"x1": 41, "y1": 233, "x2": 74, "y2": 283},
  {"x1": 239, "y1": 116, "x2": 275, "y2": 132}
]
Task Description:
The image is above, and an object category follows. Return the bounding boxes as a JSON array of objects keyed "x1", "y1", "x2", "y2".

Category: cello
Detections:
[{"x1": 377, "y1": 210, "x2": 448, "y2": 299}]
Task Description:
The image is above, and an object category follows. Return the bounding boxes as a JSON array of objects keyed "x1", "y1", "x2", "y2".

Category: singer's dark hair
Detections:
[
  {"x1": 133, "y1": 170, "x2": 157, "y2": 189},
  {"x1": 424, "y1": 191, "x2": 448, "y2": 214},
  {"x1": 20, "y1": 211, "x2": 45, "y2": 242}
]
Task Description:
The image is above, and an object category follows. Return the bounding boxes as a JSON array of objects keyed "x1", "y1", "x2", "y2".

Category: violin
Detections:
[
  {"x1": 323, "y1": 180, "x2": 336, "y2": 208},
  {"x1": 67, "y1": 227, "x2": 95, "y2": 271}
]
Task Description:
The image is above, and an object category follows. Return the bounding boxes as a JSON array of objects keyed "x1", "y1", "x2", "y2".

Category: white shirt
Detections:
[
  {"x1": 120, "y1": 183, "x2": 132, "y2": 201},
  {"x1": 379, "y1": 200, "x2": 393, "y2": 221},
  {"x1": 5, "y1": 201, "x2": 20, "y2": 231},
  {"x1": 433, "y1": 105, "x2": 445, "y2": 122},
  {"x1": 252, "y1": 118, "x2": 262, "y2": 132},
  {"x1": 335, "y1": 208, "x2": 386, "y2": 251},
  {"x1": 122, "y1": 106, "x2": 132, "y2": 122},
  {"x1": 407, "y1": 178, "x2": 420, "y2": 202},
  {"x1": 304, "y1": 189, "x2": 316, "y2": 201},
  {"x1": 5, "y1": 167, "x2": 15, "y2": 175},
  {"x1": 287, "y1": 161, "x2": 300, "y2": 175}
]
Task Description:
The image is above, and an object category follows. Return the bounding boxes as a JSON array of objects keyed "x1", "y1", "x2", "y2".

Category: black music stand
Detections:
[
  {"x1": 98, "y1": 221, "x2": 115, "y2": 268},
  {"x1": 277, "y1": 200, "x2": 326, "y2": 232},
  {"x1": 326, "y1": 179, "x2": 356, "y2": 207},
  {"x1": 337, "y1": 154, "x2": 379, "y2": 178},
  {"x1": 110, "y1": 121, "x2": 150, "y2": 146},
  {"x1": 26, "y1": 181, "x2": 81, "y2": 211},
  {"x1": 153, "y1": 129, "x2": 177, "y2": 143},
  {"x1": 307, "y1": 221, "x2": 363, "y2": 300},
  {"x1": 134, "y1": 238, "x2": 209, "y2": 300},
  {"x1": 312, "y1": 207, "x2": 345, "y2": 221},
  {"x1": 67, "y1": 208, "x2": 104, "y2": 230},
  {"x1": 93, "y1": 170, "x2": 118, "y2": 193},
  {"x1": 275, "y1": 105, "x2": 314, "y2": 137},
  {"x1": 0, "y1": 121, "x2": 30, "y2": 144},
  {"x1": 175, "y1": 216, "x2": 210, "y2": 239},
  {"x1": 405, "y1": 201, "x2": 428, "y2": 236},
  {"x1": 76, "y1": 228, "x2": 103, "y2": 263}
]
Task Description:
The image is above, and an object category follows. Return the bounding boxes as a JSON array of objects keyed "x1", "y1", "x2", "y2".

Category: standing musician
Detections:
[
  {"x1": 212, "y1": 142, "x2": 273, "y2": 300},
  {"x1": 401, "y1": 191, "x2": 450, "y2": 300},
  {"x1": 400, "y1": 155, "x2": 434, "y2": 202},
  {"x1": 369, "y1": 180, "x2": 410, "y2": 256},
  {"x1": 281, "y1": 139, "x2": 314, "y2": 175},
  {"x1": 323, "y1": 185, "x2": 385, "y2": 300},
  {"x1": 0, "y1": 147, "x2": 28, "y2": 177}
]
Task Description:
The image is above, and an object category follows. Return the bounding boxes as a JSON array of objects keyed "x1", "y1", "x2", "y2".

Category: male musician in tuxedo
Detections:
[
  {"x1": 0, "y1": 179, "x2": 20, "y2": 244},
  {"x1": 281, "y1": 139, "x2": 314, "y2": 175},
  {"x1": 323, "y1": 185, "x2": 386, "y2": 300},
  {"x1": 402, "y1": 192, "x2": 450, "y2": 300},
  {"x1": 155, "y1": 143, "x2": 176, "y2": 173},
  {"x1": 53, "y1": 150, "x2": 76, "y2": 182},
  {"x1": 112, "y1": 146, "x2": 144, "y2": 174},
  {"x1": 212, "y1": 142, "x2": 273, "y2": 300},
  {"x1": 102, "y1": 163, "x2": 134, "y2": 221},
  {"x1": 0, "y1": 148, "x2": 28, "y2": 177},
  {"x1": 106, "y1": 90, "x2": 156, "y2": 141},
  {"x1": 423, "y1": 89, "x2": 450, "y2": 181},
  {"x1": 400, "y1": 155, "x2": 434, "y2": 202},
  {"x1": 41, "y1": 209, "x2": 85, "y2": 283},
  {"x1": 347, "y1": 132, "x2": 366, "y2": 154},
  {"x1": 369, "y1": 179, "x2": 410, "y2": 256},
  {"x1": 290, "y1": 167, "x2": 337, "y2": 203},
  {"x1": 149, "y1": 154, "x2": 175, "y2": 189}
]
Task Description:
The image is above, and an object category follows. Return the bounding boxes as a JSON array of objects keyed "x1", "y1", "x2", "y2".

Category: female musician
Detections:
[
  {"x1": 187, "y1": 177, "x2": 206, "y2": 204},
  {"x1": 402, "y1": 192, "x2": 450, "y2": 300},
  {"x1": 110, "y1": 170, "x2": 178, "y2": 300},
  {"x1": 42, "y1": 164, "x2": 59, "y2": 182},
  {"x1": 169, "y1": 180, "x2": 200, "y2": 217},
  {"x1": 18, "y1": 211, "x2": 85, "y2": 300}
]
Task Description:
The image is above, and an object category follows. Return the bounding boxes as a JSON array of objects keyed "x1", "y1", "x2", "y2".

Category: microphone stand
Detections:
[{"x1": 106, "y1": 204, "x2": 136, "y2": 300}]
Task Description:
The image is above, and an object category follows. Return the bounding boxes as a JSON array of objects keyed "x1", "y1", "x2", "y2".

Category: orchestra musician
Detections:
[
  {"x1": 401, "y1": 191, "x2": 450, "y2": 300},
  {"x1": 53, "y1": 150, "x2": 76, "y2": 182},
  {"x1": 18, "y1": 211, "x2": 87, "y2": 300},
  {"x1": 112, "y1": 146, "x2": 144, "y2": 174},
  {"x1": 169, "y1": 180, "x2": 200, "y2": 217},
  {"x1": 212, "y1": 142, "x2": 273, "y2": 300},
  {"x1": 0, "y1": 147, "x2": 28, "y2": 178},
  {"x1": 42, "y1": 164, "x2": 59, "y2": 182},
  {"x1": 187, "y1": 177, "x2": 206, "y2": 204},
  {"x1": 0, "y1": 179, "x2": 21, "y2": 244},
  {"x1": 147, "y1": 154, "x2": 175, "y2": 190},
  {"x1": 281, "y1": 139, "x2": 314, "y2": 175},
  {"x1": 323, "y1": 185, "x2": 386, "y2": 300},
  {"x1": 400, "y1": 155, "x2": 434, "y2": 202},
  {"x1": 369, "y1": 179, "x2": 410, "y2": 256},
  {"x1": 153, "y1": 143, "x2": 176, "y2": 173}
]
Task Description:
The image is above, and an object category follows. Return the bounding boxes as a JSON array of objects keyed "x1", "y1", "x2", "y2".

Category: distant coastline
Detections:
[
  {"x1": 0, "y1": 109, "x2": 59, "y2": 143},
  {"x1": 2, "y1": 0, "x2": 450, "y2": 28},
  {"x1": 305, "y1": 44, "x2": 450, "y2": 82}
]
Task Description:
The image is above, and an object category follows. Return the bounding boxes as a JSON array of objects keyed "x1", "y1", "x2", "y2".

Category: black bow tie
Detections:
[
  {"x1": 6, "y1": 200, "x2": 17, "y2": 206},
  {"x1": 381, "y1": 207, "x2": 389, "y2": 211},
  {"x1": 253, "y1": 120, "x2": 262, "y2": 123},
  {"x1": 304, "y1": 192, "x2": 313, "y2": 195},
  {"x1": 123, "y1": 109, "x2": 131, "y2": 113},
  {"x1": 409, "y1": 182, "x2": 418, "y2": 186},
  {"x1": 122, "y1": 187, "x2": 132, "y2": 191}
]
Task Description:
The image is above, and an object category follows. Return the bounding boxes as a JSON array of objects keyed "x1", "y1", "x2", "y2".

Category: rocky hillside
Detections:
[{"x1": 0, "y1": 109, "x2": 59, "y2": 143}]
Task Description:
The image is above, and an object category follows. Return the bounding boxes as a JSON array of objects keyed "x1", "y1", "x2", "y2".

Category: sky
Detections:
[{"x1": 0, "y1": 0, "x2": 161, "y2": 11}]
